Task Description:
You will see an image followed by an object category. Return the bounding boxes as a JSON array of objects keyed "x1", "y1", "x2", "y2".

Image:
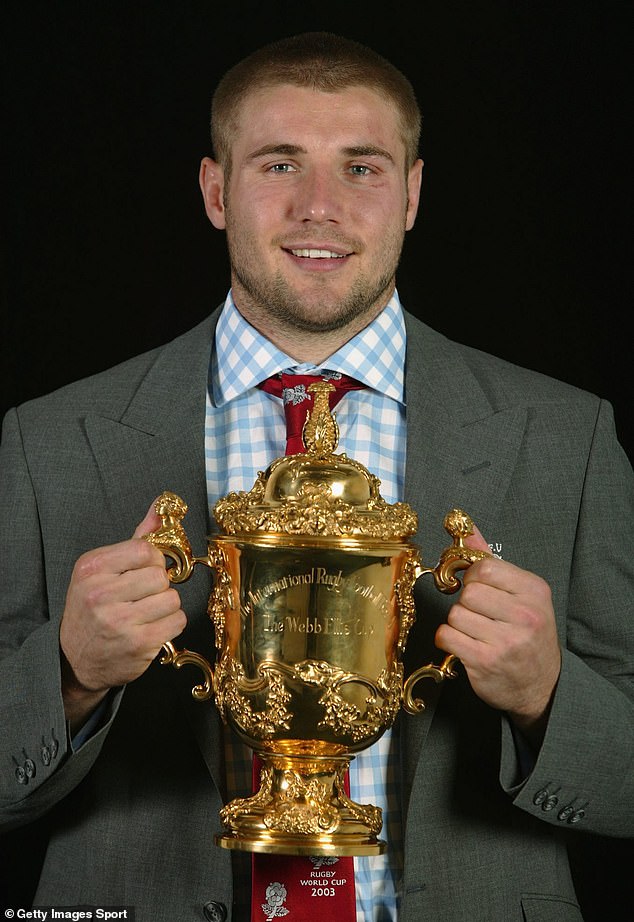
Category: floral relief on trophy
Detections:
[
  {"x1": 295, "y1": 660, "x2": 404, "y2": 743},
  {"x1": 394, "y1": 547, "x2": 423, "y2": 653},
  {"x1": 214, "y1": 653, "x2": 293, "y2": 738},
  {"x1": 214, "y1": 652, "x2": 403, "y2": 745},
  {"x1": 207, "y1": 544, "x2": 233, "y2": 650},
  {"x1": 213, "y1": 470, "x2": 419, "y2": 539},
  {"x1": 220, "y1": 762, "x2": 382, "y2": 839}
]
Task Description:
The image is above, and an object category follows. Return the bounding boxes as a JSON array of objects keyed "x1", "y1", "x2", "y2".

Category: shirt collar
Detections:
[{"x1": 212, "y1": 290, "x2": 406, "y2": 406}]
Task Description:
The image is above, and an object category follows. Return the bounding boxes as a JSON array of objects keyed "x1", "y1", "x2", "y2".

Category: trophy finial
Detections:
[{"x1": 302, "y1": 380, "x2": 339, "y2": 454}]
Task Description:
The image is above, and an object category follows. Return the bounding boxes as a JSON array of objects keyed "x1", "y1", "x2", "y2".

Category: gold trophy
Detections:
[{"x1": 146, "y1": 382, "x2": 488, "y2": 856}]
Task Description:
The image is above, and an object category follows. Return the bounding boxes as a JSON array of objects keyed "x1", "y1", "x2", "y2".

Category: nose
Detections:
[{"x1": 291, "y1": 167, "x2": 341, "y2": 223}]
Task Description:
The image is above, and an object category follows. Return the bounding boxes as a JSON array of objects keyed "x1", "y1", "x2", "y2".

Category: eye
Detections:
[
  {"x1": 349, "y1": 164, "x2": 373, "y2": 176},
  {"x1": 269, "y1": 163, "x2": 296, "y2": 173}
]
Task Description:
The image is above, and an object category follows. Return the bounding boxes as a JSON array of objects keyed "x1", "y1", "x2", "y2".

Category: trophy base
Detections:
[
  {"x1": 216, "y1": 751, "x2": 385, "y2": 856},
  {"x1": 215, "y1": 832, "x2": 386, "y2": 857}
]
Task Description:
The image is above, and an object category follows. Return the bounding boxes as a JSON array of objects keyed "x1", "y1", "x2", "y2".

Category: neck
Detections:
[
  {"x1": 247, "y1": 318, "x2": 378, "y2": 364},
  {"x1": 231, "y1": 293, "x2": 392, "y2": 364}
]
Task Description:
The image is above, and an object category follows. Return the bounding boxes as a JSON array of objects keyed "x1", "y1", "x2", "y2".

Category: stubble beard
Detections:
[
  {"x1": 231, "y1": 260, "x2": 397, "y2": 334},
  {"x1": 225, "y1": 215, "x2": 407, "y2": 336}
]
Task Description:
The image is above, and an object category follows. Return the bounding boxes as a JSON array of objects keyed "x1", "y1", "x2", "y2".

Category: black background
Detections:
[
  {"x1": 2, "y1": 1, "x2": 631, "y2": 458},
  {"x1": 1, "y1": 0, "x2": 631, "y2": 915}
]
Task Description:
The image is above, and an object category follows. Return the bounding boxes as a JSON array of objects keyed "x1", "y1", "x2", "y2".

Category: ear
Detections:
[
  {"x1": 199, "y1": 157, "x2": 226, "y2": 229},
  {"x1": 405, "y1": 158, "x2": 424, "y2": 231}
]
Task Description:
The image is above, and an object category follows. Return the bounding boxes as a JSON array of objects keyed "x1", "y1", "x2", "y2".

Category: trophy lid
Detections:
[{"x1": 213, "y1": 381, "x2": 417, "y2": 540}]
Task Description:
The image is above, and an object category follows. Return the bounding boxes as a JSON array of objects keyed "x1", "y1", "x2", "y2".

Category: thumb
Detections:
[
  {"x1": 464, "y1": 521, "x2": 490, "y2": 554},
  {"x1": 132, "y1": 499, "x2": 162, "y2": 539}
]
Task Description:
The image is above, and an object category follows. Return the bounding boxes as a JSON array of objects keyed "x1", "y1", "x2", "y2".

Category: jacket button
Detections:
[
  {"x1": 558, "y1": 804, "x2": 575, "y2": 821},
  {"x1": 15, "y1": 765, "x2": 28, "y2": 785},
  {"x1": 24, "y1": 758, "x2": 36, "y2": 779},
  {"x1": 541, "y1": 793, "x2": 558, "y2": 811},
  {"x1": 41, "y1": 745, "x2": 52, "y2": 766},
  {"x1": 203, "y1": 902, "x2": 227, "y2": 922},
  {"x1": 533, "y1": 786, "x2": 550, "y2": 805},
  {"x1": 568, "y1": 808, "x2": 586, "y2": 824}
]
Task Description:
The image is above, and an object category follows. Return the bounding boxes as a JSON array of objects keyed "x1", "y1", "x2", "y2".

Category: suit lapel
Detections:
[
  {"x1": 84, "y1": 311, "x2": 225, "y2": 788},
  {"x1": 400, "y1": 314, "x2": 527, "y2": 808},
  {"x1": 403, "y1": 314, "x2": 527, "y2": 542}
]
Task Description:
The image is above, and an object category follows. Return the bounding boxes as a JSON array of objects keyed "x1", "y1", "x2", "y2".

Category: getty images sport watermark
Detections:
[{"x1": 4, "y1": 909, "x2": 134, "y2": 920}]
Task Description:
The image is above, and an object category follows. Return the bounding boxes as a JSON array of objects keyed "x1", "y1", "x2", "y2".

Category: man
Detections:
[{"x1": 1, "y1": 31, "x2": 632, "y2": 922}]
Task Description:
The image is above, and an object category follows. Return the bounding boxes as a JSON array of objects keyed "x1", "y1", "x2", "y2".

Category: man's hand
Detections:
[
  {"x1": 435, "y1": 527, "x2": 561, "y2": 748},
  {"x1": 59, "y1": 501, "x2": 187, "y2": 730}
]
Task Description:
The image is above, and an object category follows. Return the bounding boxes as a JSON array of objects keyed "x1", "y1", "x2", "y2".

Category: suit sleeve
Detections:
[
  {"x1": 0, "y1": 408, "x2": 122, "y2": 831},
  {"x1": 500, "y1": 399, "x2": 634, "y2": 836}
]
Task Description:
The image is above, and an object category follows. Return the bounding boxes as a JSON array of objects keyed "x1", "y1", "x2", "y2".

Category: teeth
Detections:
[{"x1": 290, "y1": 248, "x2": 345, "y2": 258}]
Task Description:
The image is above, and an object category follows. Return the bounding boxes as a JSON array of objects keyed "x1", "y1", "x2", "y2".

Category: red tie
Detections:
[
  {"x1": 251, "y1": 371, "x2": 362, "y2": 921},
  {"x1": 258, "y1": 371, "x2": 365, "y2": 455}
]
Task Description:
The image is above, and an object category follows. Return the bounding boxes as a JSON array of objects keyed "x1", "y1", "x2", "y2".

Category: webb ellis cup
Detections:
[{"x1": 146, "y1": 381, "x2": 488, "y2": 856}]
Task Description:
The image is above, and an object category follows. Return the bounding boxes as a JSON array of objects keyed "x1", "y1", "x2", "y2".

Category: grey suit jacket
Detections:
[{"x1": 1, "y1": 308, "x2": 632, "y2": 921}]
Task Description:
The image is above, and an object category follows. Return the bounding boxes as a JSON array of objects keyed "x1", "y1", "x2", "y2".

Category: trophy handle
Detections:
[
  {"x1": 144, "y1": 491, "x2": 215, "y2": 702},
  {"x1": 402, "y1": 508, "x2": 490, "y2": 715},
  {"x1": 159, "y1": 640, "x2": 214, "y2": 701}
]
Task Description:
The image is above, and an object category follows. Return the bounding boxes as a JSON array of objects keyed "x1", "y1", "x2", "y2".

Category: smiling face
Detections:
[{"x1": 200, "y1": 84, "x2": 423, "y2": 360}]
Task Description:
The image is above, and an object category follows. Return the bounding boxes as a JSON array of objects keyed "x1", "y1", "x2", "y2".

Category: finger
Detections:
[
  {"x1": 464, "y1": 522, "x2": 490, "y2": 554},
  {"x1": 438, "y1": 603, "x2": 530, "y2": 659},
  {"x1": 74, "y1": 537, "x2": 166, "y2": 581},
  {"x1": 81, "y1": 565, "x2": 172, "y2": 609},
  {"x1": 436, "y1": 620, "x2": 490, "y2": 662},
  {"x1": 462, "y1": 554, "x2": 546, "y2": 599},
  {"x1": 128, "y1": 589, "x2": 187, "y2": 633},
  {"x1": 133, "y1": 608, "x2": 188, "y2": 649},
  {"x1": 83, "y1": 590, "x2": 185, "y2": 649},
  {"x1": 456, "y1": 566, "x2": 554, "y2": 634},
  {"x1": 133, "y1": 499, "x2": 162, "y2": 539},
  {"x1": 125, "y1": 586, "x2": 184, "y2": 626},
  {"x1": 450, "y1": 586, "x2": 509, "y2": 630}
]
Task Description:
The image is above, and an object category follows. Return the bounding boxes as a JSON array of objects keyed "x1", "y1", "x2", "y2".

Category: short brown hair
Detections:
[{"x1": 210, "y1": 32, "x2": 422, "y2": 172}]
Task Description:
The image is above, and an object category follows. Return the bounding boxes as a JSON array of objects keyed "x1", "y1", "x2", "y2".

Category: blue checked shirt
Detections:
[{"x1": 206, "y1": 291, "x2": 408, "y2": 922}]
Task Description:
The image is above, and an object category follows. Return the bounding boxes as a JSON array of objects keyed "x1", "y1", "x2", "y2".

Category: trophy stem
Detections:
[{"x1": 216, "y1": 751, "x2": 385, "y2": 856}]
